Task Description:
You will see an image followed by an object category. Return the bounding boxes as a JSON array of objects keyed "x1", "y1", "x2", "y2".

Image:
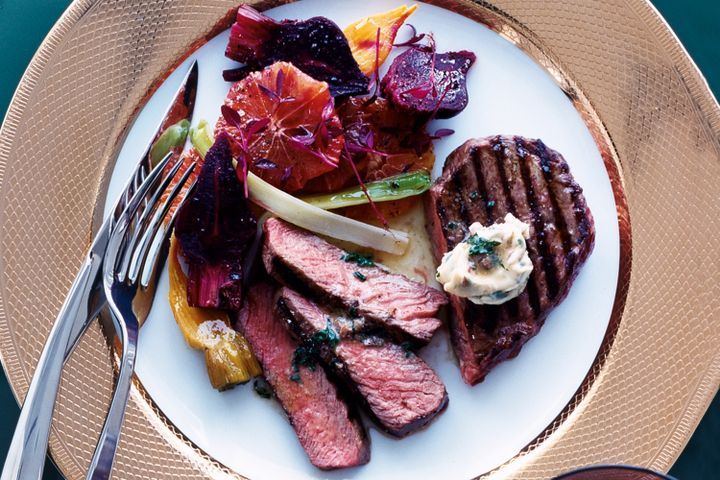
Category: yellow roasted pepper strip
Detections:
[
  {"x1": 168, "y1": 235, "x2": 261, "y2": 390},
  {"x1": 344, "y1": 4, "x2": 418, "y2": 76}
]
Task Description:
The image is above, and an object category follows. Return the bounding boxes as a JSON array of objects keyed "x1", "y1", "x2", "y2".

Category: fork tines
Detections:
[{"x1": 108, "y1": 152, "x2": 197, "y2": 289}]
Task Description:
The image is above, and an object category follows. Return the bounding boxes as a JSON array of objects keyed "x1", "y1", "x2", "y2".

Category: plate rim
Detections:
[{"x1": 0, "y1": 1, "x2": 718, "y2": 479}]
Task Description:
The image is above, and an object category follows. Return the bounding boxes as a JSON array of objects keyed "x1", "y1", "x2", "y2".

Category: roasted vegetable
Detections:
[
  {"x1": 343, "y1": 5, "x2": 417, "y2": 76},
  {"x1": 301, "y1": 171, "x2": 431, "y2": 209},
  {"x1": 174, "y1": 133, "x2": 257, "y2": 310},
  {"x1": 225, "y1": 6, "x2": 369, "y2": 96},
  {"x1": 247, "y1": 171, "x2": 409, "y2": 255},
  {"x1": 381, "y1": 44, "x2": 476, "y2": 119},
  {"x1": 150, "y1": 119, "x2": 190, "y2": 166},
  {"x1": 204, "y1": 335, "x2": 260, "y2": 391},
  {"x1": 190, "y1": 120, "x2": 213, "y2": 158},
  {"x1": 169, "y1": 236, "x2": 261, "y2": 390}
]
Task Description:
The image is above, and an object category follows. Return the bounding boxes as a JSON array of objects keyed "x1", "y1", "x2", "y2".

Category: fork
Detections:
[{"x1": 85, "y1": 155, "x2": 197, "y2": 480}]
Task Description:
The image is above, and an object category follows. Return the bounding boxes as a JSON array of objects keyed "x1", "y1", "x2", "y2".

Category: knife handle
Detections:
[{"x1": 1, "y1": 253, "x2": 99, "y2": 480}]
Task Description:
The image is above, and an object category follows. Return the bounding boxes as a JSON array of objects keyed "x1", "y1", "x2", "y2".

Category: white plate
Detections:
[{"x1": 104, "y1": 1, "x2": 619, "y2": 478}]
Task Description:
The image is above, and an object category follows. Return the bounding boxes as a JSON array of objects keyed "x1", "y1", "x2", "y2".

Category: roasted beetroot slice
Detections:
[
  {"x1": 174, "y1": 133, "x2": 257, "y2": 310},
  {"x1": 381, "y1": 47, "x2": 475, "y2": 119},
  {"x1": 225, "y1": 6, "x2": 369, "y2": 97}
]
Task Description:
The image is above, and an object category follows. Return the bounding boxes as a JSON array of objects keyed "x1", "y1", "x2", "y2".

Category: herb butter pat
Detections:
[{"x1": 436, "y1": 213, "x2": 533, "y2": 305}]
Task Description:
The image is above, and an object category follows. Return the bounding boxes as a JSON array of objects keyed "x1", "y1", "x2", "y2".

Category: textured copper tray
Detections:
[{"x1": 0, "y1": 1, "x2": 718, "y2": 479}]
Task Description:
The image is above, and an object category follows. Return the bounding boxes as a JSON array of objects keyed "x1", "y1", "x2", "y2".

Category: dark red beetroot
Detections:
[
  {"x1": 262, "y1": 218, "x2": 447, "y2": 345},
  {"x1": 225, "y1": 6, "x2": 369, "y2": 97},
  {"x1": 276, "y1": 288, "x2": 448, "y2": 437},
  {"x1": 174, "y1": 133, "x2": 256, "y2": 310},
  {"x1": 381, "y1": 46, "x2": 475, "y2": 119},
  {"x1": 235, "y1": 283, "x2": 370, "y2": 470}
]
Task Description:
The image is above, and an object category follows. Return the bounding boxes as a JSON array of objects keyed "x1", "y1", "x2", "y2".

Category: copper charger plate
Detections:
[{"x1": 0, "y1": 0, "x2": 718, "y2": 479}]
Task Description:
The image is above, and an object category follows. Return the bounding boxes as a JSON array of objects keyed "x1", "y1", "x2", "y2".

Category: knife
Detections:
[{"x1": 0, "y1": 59, "x2": 198, "y2": 480}]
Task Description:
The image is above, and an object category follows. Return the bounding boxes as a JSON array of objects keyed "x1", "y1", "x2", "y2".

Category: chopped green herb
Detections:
[
  {"x1": 466, "y1": 234, "x2": 501, "y2": 257},
  {"x1": 253, "y1": 378, "x2": 273, "y2": 399},
  {"x1": 290, "y1": 321, "x2": 340, "y2": 381},
  {"x1": 341, "y1": 251, "x2": 375, "y2": 267},
  {"x1": 400, "y1": 341, "x2": 415, "y2": 358},
  {"x1": 289, "y1": 372, "x2": 302, "y2": 383},
  {"x1": 487, "y1": 200, "x2": 496, "y2": 208},
  {"x1": 447, "y1": 221, "x2": 458, "y2": 230},
  {"x1": 348, "y1": 303, "x2": 360, "y2": 318},
  {"x1": 353, "y1": 271, "x2": 367, "y2": 282},
  {"x1": 469, "y1": 191, "x2": 479, "y2": 200}
]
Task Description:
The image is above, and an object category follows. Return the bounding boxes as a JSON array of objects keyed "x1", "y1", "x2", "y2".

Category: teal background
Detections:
[{"x1": 0, "y1": 1, "x2": 717, "y2": 479}]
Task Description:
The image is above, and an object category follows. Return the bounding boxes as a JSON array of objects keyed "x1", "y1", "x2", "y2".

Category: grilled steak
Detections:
[
  {"x1": 276, "y1": 287, "x2": 448, "y2": 437},
  {"x1": 235, "y1": 283, "x2": 370, "y2": 470},
  {"x1": 263, "y1": 218, "x2": 447, "y2": 344},
  {"x1": 426, "y1": 135, "x2": 595, "y2": 385}
]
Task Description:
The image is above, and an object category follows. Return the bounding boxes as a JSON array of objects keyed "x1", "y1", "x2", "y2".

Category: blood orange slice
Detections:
[{"x1": 217, "y1": 61, "x2": 344, "y2": 193}]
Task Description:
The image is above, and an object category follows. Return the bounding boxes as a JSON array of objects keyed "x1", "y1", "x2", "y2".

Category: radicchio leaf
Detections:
[
  {"x1": 174, "y1": 133, "x2": 257, "y2": 310},
  {"x1": 381, "y1": 45, "x2": 476, "y2": 119},
  {"x1": 225, "y1": 6, "x2": 369, "y2": 97}
]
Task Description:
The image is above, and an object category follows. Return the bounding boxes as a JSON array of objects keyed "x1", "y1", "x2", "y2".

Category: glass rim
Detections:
[{"x1": 553, "y1": 464, "x2": 678, "y2": 480}]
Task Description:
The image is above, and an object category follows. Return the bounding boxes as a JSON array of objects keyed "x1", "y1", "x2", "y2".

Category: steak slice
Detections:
[
  {"x1": 276, "y1": 287, "x2": 448, "y2": 437},
  {"x1": 425, "y1": 135, "x2": 595, "y2": 385},
  {"x1": 235, "y1": 283, "x2": 370, "y2": 470},
  {"x1": 262, "y1": 218, "x2": 447, "y2": 344}
]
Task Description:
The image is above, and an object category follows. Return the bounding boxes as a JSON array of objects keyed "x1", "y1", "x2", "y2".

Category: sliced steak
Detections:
[
  {"x1": 235, "y1": 283, "x2": 370, "y2": 470},
  {"x1": 276, "y1": 287, "x2": 448, "y2": 437},
  {"x1": 425, "y1": 136, "x2": 595, "y2": 385},
  {"x1": 262, "y1": 218, "x2": 447, "y2": 344}
]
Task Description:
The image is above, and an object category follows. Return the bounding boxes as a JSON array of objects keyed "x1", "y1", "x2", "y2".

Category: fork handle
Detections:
[
  {"x1": 85, "y1": 313, "x2": 137, "y2": 480},
  {"x1": 1, "y1": 256, "x2": 98, "y2": 480}
]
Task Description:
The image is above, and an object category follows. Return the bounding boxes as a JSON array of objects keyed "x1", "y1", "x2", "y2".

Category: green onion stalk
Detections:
[{"x1": 149, "y1": 119, "x2": 190, "y2": 167}]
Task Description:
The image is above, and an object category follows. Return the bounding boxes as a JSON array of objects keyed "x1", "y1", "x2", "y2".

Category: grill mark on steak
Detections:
[
  {"x1": 426, "y1": 136, "x2": 595, "y2": 385},
  {"x1": 263, "y1": 218, "x2": 447, "y2": 345},
  {"x1": 510, "y1": 137, "x2": 562, "y2": 301},
  {"x1": 235, "y1": 283, "x2": 370, "y2": 470},
  {"x1": 276, "y1": 288, "x2": 448, "y2": 437},
  {"x1": 490, "y1": 138, "x2": 536, "y2": 324},
  {"x1": 521, "y1": 137, "x2": 572, "y2": 258},
  {"x1": 490, "y1": 138, "x2": 540, "y2": 320}
]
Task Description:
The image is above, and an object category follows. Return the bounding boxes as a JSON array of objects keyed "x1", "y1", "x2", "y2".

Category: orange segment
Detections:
[
  {"x1": 217, "y1": 62, "x2": 344, "y2": 193},
  {"x1": 343, "y1": 5, "x2": 418, "y2": 76}
]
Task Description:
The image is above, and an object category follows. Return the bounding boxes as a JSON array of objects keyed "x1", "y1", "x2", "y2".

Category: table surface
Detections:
[{"x1": 0, "y1": 1, "x2": 718, "y2": 479}]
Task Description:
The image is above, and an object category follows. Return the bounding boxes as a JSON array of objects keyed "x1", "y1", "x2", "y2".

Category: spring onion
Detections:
[
  {"x1": 247, "y1": 173, "x2": 409, "y2": 255},
  {"x1": 150, "y1": 119, "x2": 190, "y2": 166},
  {"x1": 190, "y1": 120, "x2": 213, "y2": 158},
  {"x1": 301, "y1": 171, "x2": 431, "y2": 209}
]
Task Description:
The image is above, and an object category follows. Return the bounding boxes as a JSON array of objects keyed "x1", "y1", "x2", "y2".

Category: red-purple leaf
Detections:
[
  {"x1": 258, "y1": 84, "x2": 280, "y2": 102},
  {"x1": 275, "y1": 68, "x2": 285, "y2": 96},
  {"x1": 221, "y1": 105, "x2": 244, "y2": 130},
  {"x1": 393, "y1": 23, "x2": 426, "y2": 48},
  {"x1": 432, "y1": 128, "x2": 455, "y2": 138},
  {"x1": 246, "y1": 117, "x2": 271, "y2": 137}
]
